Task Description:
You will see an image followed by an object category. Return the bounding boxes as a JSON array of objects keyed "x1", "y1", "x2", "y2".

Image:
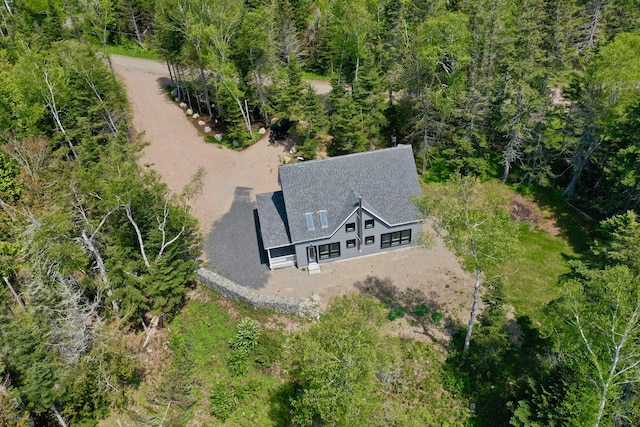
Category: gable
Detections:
[{"x1": 278, "y1": 145, "x2": 422, "y2": 244}]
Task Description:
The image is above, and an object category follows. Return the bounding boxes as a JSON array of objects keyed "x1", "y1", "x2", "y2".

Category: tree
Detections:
[
  {"x1": 416, "y1": 175, "x2": 520, "y2": 353},
  {"x1": 561, "y1": 32, "x2": 640, "y2": 200},
  {"x1": 591, "y1": 210, "x2": 640, "y2": 273},
  {"x1": 543, "y1": 264, "x2": 640, "y2": 426},
  {"x1": 289, "y1": 294, "x2": 390, "y2": 426}
]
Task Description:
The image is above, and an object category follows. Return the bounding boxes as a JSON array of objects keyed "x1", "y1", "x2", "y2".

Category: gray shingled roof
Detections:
[
  {"x1": 278, "y1": 145, "x2": 422, "y2": 244},
  {"x1": 256, "y1": 191, "x2": 292, "y2": 249}
]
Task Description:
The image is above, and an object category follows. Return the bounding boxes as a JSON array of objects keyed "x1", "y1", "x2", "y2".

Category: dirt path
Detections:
[{"x1": 111, "y1": 55, "x2": 476, "y2": 341}]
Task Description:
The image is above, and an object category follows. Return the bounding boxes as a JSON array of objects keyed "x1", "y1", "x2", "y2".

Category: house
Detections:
[{"x1": 256, "y1": 145, "x2": 423, "y2": 270}]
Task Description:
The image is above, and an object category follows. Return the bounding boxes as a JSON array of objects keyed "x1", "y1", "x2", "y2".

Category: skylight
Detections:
[
  {"x1": 319, "y1": 210, "x2": 328, "y2": 228},
  {"x1": 305, "y1": 212, "x2": 315, "y2": 230}
]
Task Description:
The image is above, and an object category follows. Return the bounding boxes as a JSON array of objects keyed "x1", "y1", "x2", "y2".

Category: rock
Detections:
[
  {"x1": 204, "y1": 127, "x2": 212, "y2": 133},
  {"x1": 186, "y1": 108, "x2": 193, "y2": 115},
  {"x1": 179, "y1": 102, "x2": 187, "y2": 109},
  {"x1": 232, "y1": 140, "x2": 240, "y2": 147},
  {"x1": 311, "y1": 293, "x2": 321, "y2": 302},
  {"x1": 258, "y1": 127, "x2": 266, "y2": 135},
  {"x1": 198, "y1": 120, "x2": 206, "y2": 126},
  {"x1": 192, "y1": 113, "x2": 199, "y2": 119},
  {"x1": 214, "y1": 133, "x2": 223, "y2": 141},
  {"x1": 175, "y1": 97, "x2": 180, "y2": 102},
  {"x1": 289, "y1": 146, "x2": 297, "y2": 154},
  {"x1": 171, "y1": 88, "x2": 178, "y2": 97}
]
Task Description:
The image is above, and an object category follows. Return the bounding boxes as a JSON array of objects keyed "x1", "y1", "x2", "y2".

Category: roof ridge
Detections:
[{"x1": 279, "y1": 144, "x2": 411, "y2": 170}]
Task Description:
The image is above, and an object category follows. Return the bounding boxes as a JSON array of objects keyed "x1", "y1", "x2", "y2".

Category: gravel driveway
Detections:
[{"x1": 112, "y1": 54, "x2": 475, "y2": 331}]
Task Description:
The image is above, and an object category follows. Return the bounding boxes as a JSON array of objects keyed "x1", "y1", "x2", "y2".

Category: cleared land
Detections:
[{"x1": 111, "y1": 54, "x2": 475, "y2": 339}]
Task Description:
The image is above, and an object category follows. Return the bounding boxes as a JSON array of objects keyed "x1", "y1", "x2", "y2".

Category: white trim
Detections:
[{"x1": 289, "y1": 206, "x2": 422, "y2": 246}]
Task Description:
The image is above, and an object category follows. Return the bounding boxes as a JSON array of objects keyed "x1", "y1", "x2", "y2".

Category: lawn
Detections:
[
  {"x1": 105, "y1": 44, "x2": 161, "y2": 60},
  {"x1": 501, "y1": 224, "x2": 578, "y2": 322},
  {"x1": 302, "y1": 70, "x2": 330, "y2": 80}
]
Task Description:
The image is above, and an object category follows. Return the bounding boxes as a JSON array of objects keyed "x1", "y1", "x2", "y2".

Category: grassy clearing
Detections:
[
  {"x1": 302, "y1": 71, "x2": 330, "y2": 81},
  {"x1": 500, "y1": 224, "x2": 577, "y2": 322},
  {"x1": 105, "y1": 44, "x2": 161, "y2": 60}
]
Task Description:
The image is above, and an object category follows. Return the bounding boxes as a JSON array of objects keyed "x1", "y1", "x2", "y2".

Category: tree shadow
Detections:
[
  {"x1": 446, "y1": 303, "x2": 550, "y2": 426},
  {"x1": 156, "y1": 76, "x2": 172, "y2": 89},
  {"x1": 354, "y1": 275, "x2": 453, "y2": 343},
  {"x1": 268, "y1": 381, "x2": 295, "y2": 426}
]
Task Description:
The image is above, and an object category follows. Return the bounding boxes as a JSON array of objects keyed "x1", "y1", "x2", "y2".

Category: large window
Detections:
[
  {"x1": 381, "y1": 229, "x2": 412, "y2": 248},
  {"x1": 318, "y1": 242, "x2": 340, "y2": 260}
]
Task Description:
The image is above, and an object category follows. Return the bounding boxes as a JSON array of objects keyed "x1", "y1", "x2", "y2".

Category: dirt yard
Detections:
[{"x1": 111, "y1": 55, "x2": 476, "y2": 341}]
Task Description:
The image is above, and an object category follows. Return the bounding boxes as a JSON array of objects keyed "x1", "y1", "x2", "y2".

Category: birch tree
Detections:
[
  {"x1": 416, "y1": 175, "x2": 519, "y2": 353},
  {"x1": 554, "y1": 264, "x2": 640, "y2": 426}
]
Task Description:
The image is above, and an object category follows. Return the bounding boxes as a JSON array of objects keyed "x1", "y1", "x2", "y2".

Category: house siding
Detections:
[{"x1": 294, "y1": 210, "x2": 422, "y2": 267}]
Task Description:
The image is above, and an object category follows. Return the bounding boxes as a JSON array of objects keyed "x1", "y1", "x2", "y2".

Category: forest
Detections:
[{"x1": 0, "y1": 0, "x2": 639, "y2": 426}]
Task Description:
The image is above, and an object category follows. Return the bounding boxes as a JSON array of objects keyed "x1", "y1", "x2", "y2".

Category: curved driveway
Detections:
[{"x1": 111, "y1": 54, "x2": 287, "y2": 288}]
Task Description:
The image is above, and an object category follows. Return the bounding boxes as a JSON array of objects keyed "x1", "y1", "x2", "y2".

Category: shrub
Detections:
[
  {"x1": 209, "y1": 382, "x2": 239, "y2": 421},
  {"x1": 253, "y1": 329, "x2": 284, "y2": 369},
  {"x1": 431, "y1": 312, "x2": 443, "y2": 323},
  {"x1": 414, "y1": 304, "x2": 429, "y2": 317},
  {"x1": 227, "y1": 317, "x2": 260, "y2": 376},
  {"x1": 231, "y1": 317, "x2": 259, "y2": 353},
  {"x1": 388, "y1": 307, "x2": 406, "y2": 321}
]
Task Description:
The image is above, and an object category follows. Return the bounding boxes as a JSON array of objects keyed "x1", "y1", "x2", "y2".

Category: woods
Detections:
[{"x1": 1, "y1": 0, "x2": 640, "y2": 425}]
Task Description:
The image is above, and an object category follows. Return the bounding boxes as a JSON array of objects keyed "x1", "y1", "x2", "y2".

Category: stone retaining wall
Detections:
[{"x1": 196, "y1": 267, "x2": 319, "y2": 319}]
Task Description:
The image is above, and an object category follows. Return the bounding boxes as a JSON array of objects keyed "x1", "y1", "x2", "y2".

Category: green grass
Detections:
[
  {"x1": 169, "y1": 294, "x2": 235, "y2": 384},
  {"x1": 500, "y1": 224, "x2": 578, "y2": 322},
  {"x1": 302, "y1": 71, "x2": 330, "y2": 81},
  {"x1": 105, "y1": 44, "x2": 161, "y2": 60},
  {"x1": 166, "y1": 287, "x2": 291, "y2": 425}
]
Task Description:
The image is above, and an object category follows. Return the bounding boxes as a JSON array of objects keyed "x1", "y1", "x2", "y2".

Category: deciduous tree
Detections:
[{"x1": 416, "y1": 175, "x2": 520, "y2": 353}]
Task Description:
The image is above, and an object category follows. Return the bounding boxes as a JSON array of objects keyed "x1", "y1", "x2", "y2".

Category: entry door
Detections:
[{"x1": 307, "y1": 246, "x2": 317, "y2": 264}]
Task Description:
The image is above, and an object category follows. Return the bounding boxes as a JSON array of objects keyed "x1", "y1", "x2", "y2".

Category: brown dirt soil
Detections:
[
  {"x1": 111, "y1": 55, "x2": 476, "y2": 343},
  {"x1": 509, "y1": 193, "x2": 561, "y2": 236}
]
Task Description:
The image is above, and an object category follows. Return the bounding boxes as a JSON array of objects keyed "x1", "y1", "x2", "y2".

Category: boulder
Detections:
[
  {"x1": 204, "y1": 127, "x2": 212, "y2": 133},
  {"x1": 258, "y1": 127, "x2": 267, "y2": 135},
  {"x1": 198, "y1": 120, "x2": 206, "y2": 126},
  {"x1": 214, "y1": 133, "x2": 223, "y2": 141},
  {"x1": 175, "y1": 97, "x2": 180, "y2": 102},
  {"x1": 192, "y1": 113, "x2": 199, "y2": 119},
  {"x1": 179, "y1": 102, "x2": 187, "y2": 109},
  {"x1": 186, "y1": 108, "x2": 193, "y2": 115}
]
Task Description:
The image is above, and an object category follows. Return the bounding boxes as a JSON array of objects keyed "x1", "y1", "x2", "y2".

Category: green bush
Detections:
[
  {"x1": 227, "y1": 317, "x2": 260, "y2": 376},
  {"x1": 388, "y1": 307, "x2": 406, "y2": 321},
  {"x1": 253, "y1": 329, "x2": 284, "y2": 369},
  {"x1": 227, "y1": 351, "x2": 250, "y2": 376},
  {"x1": 431, "y1": 312, "x2": 443, "y2": 323},
  {"x1": 209, "y1": 383, "x2": 239, "y2": 421},
  {"x1": 231, "y1": 317, "x2": 259, "y2": 352},
  {"x1": 414, "y1": 304, "x2": 429, "y2": 317}
]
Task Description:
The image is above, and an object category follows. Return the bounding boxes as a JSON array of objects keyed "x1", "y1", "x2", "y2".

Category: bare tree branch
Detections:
[{"x1": 123, "y1": 202, "x2": 150, "y2": 268}]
